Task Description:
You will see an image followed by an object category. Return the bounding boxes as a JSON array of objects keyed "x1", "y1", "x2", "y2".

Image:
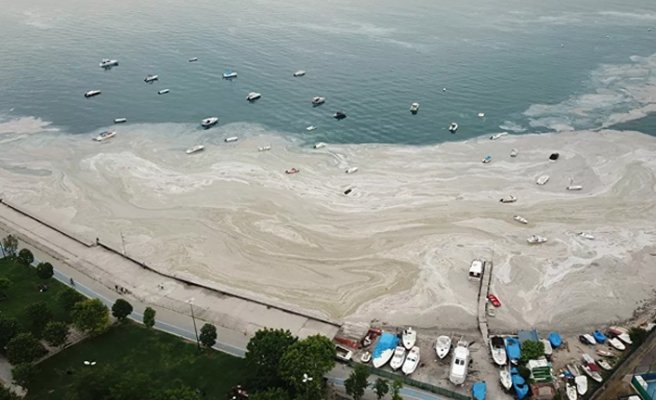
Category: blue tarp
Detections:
[
  {"x1": 372, "y1": 332, "x2": 399, "y2": 359},
  {"x1": 505, "y1": 337, "x2": 521, "y2": 361},
  {"x1": 548, "y1": 331, "x2": 562, "y2": 348},
  {"x1": 518, "y1": 329, "x2": 539, "y2": 344},
  {"x1": 511, "y1": 367, "x2": 529, "y2": 400},
  {"x1": 593, "y1": 330, "x2": 607, "y2": 344},
  {"x1": 472, "y1": 381, "x2": 487, "y2": 400}
]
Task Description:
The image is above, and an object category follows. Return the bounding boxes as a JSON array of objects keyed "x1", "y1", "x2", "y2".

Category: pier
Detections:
[{"x1": 477, "y1": 260, "x2": 493, "y2": 346}]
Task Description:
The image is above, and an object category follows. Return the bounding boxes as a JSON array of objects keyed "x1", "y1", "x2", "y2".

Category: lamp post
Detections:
[{"x1": 187, "y1": 298, "x2": 201, "y2": 351}]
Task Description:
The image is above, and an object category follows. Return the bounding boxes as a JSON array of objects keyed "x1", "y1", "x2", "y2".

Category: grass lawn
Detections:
[
  {"x1": 27, "y1": 322, "x2": 251, "y2": 399},
  {"x1": 0, "y1": 257, "x2": 72, "y2": 327}
]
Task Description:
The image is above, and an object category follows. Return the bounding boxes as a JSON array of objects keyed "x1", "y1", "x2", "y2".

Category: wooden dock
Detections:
[{"x1": 477, "y1": 260, "x2": 493, "y2": 346}]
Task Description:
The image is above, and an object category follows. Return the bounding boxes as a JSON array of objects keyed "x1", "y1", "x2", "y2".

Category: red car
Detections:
[{"x1": 487, "y1": 294, "x2": 501, "y2": 307}]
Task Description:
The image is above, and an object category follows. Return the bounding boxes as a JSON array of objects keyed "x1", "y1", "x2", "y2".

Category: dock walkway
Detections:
[{"x1": 477, "y1": 260, "x2": 493, "y2": 346}]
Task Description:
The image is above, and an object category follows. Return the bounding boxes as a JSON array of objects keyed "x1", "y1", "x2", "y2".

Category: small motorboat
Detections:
[
  {"x1": 579, "y1": 334, "x2": 596, "y2": 345},
  {"x1": 335, "y1": 344, "x2": 353, "y2": 362},
  {"x1": 536, "y1": 175, "x2": 550, "y2": 185},
  {"x1": 575, "y1": 375, "x2": 588, "y2": 395},
  {"x1": 505, "y1": 337, "x2": 521, "y2": 364},
  {"x1": 99, "y1": 58, "x2": 119, "y2": 68},
  {"x1": 144, "y1": 74, "x2": 159, "y2": 83},
  {"x1": 487, "y1": 293, "x2": 501, "y2": 307},
  {"x1": 468, "y1": 259, "x2": 483, "y2": 279},
  {"x1": 157, "y1": 89, "x2": 170, "y2": 95},
  {"x1": 513, "y1": 215, "x2": 528, "y2": 224},
  {"x1": 478, "y1": 112, "x2": 485, "y2": 118},
  {"x1": 188, "y1": 57, "x2": 199, "y2": 62},
  {"x1": 93, "y1": 130, "x2": 116, "y2": 142},
  {"x1": 389, "y1": 346, "x2": 406, "y2": 371},
  {"x1": 224, "y1": 136, "x2": 239, "y2": 143},
  {"x1": 567, "y1": 185, "x2": 583, "y2": 191},
  {"x1": 372, "y1": 333, "x2": 399, "y2": 368},
  {"x1": 566, "y1": 379, "x2": 578, "y2": 400},
  {"x1": 608, "y1": 338, "x2": 626, "y2": 351},
  {"x1": 511, "y1": 367, "x2": 529, "y2": 400},
  {"x1": 527, "y1": 235, "x2": 548, "y2": 244},
  {"x1": 582, "y1": 353, "x2": 596, "y2": 365},
  {"x1": 293, "y1": 70, "x2": 306, "y2": 77},
  {"x1": 333, "y1": 111, "x2": 347, "y2": 120},
  {"x1": 482, "y1": 155, "x2": 492, "y2": 163},
  {"x1": 186, "y1": 145, "x2": 205, "y2": 155},
  {"x1": 258, "y1": 145, "x2": 271, "y2": 152},
  {"x1": 113, "y1": 118, "x2": 127, "y2": 124},
  {"x1": 223, "y1": 69, "x2": 238, "y2": 79},
  {"x1": 597, "y1": 349, "x2": 613, "y2": 357},
  {"x1": 578, "y1": 232, "x2": 595, "y2": 240},
  {"x1": 201, "y1": 117, "x2": 219, "y2": 129},
  {"x1": 306, "y1": 125, "x2": 317, "y2": 131},
  {"x1": 246, "y1": 92, "x2": 261, "y2": 102},
  {"x1": 410, "y1": 102, "x2": 420, "y2": 114},
  {"x1": 490, "y1": 336, "x2": 508, "y2": 366},
  {"x1": 499, "y1": 195, "x2": 517, "y2": 203},
  {"x1": 402, "y1": 327, "x2": 416, "y2": 350},
  {"x1": 401, "y1": 346, "x2": 420, "y2": 375},
  {"x1": 84, "y1": 90, "x2": 101, "y2": 98},
  {"x1": 448, "y1": 122, "x2": 458, "y2": 133},
  {"x1": 313, "y1": 142, "x2": 326, "y2": 149},
  {"x1": 541, "y1": 339, "x2": 553, "y2": 358},
  {"x1": 360, "y1": 351, "x2": 371, "y2": 363},
  {"x1": 285, "y1": 167, "x2": 300, "y2": 175},
  {"x1": 510, "y1": 148, "x2": 518, "y2": 157},
  {"x1": 548, "y1": 331, "x2": 562, "y2": 348},
  {"x1": 597, "y1": 359, "x2": 612, "y2": 371},
  {"x1": 449, "y1": 340, "x2": 470, "y2": 385},
  {"x1": 471, "y1": 381, "x2": 486, "y2": 400},
  {"x1": 581, "y1": 362, "x2": 603, "y2": 383},
  {"x1": 435, "y1": 335, "x2": 451, "y2": 359},
  {"x1": 312, "y1": 96, "x2": 325, "y2": 106},
  {"x1": 344, "y1": 187, "x2": 353, "y2": 195},
  {"x1": 593, "y1": 330, "x2": 607, "y2": 344},
  {"x1": 609, "y1": 326, "x2": 633, "y2": 345},
  {"x1": 490, "y1": 132, "x2": 508, "y2": 140},
  {"x1": 500, "y1": 368, "x2": 512, "y2": 391},
  {"x1": 345, "y1": 167, "x2": 359, "y2": 174},
  {"x1": 549, "y1": 153, "x2": 560, "y2": 161}
]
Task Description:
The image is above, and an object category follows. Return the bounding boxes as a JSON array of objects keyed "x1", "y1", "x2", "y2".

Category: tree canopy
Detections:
[
  {"x1": 6, "y1": 333, "x2": 46, "y2": 364},
  {"x1": 279, "y1": 335, "x2": 336, "y2": 400},
  {"x1": 391, "y1": 378, "x2": 403, "y2": 400},
  {"x1": 0, "y1": 316, "x2": 19, "y2": 349},
  {"x1": 143, "y1": 307, "x2": 156, "y2": 328},
  {"x1": 520, "y1": 340, "x2": 545, "y2": 363},
  {"x1": 72, "y1": 298, "x2": 109, "y2": 334},
  {"x1": 199, "y1": 323, "x2": 217, "y2": 348},
  {"x1": 2, "y1": 235, "x2": 18, "y2": 257},
  {"x1": 35, "y1": 262, "x2": 54, "y2": 279},
  {"x1": 345, "y1": 364, "x2": 369, "y2": 400},
  {"x1": 17, "y1": 249, "x2": 34, "y2": 266},
  {"x1": 251, "y1": 387, "x2": 290, "y2": 400},
  {"x1": 245, "y1": 328, "x2": 298, "y2": 390},
  {"x1": 0, "y1": 277, "x2": 11, "y2": 300},
  {"x1": 58, "y1": 288, "x2": 85, "y2": 313},
  {"x1": 11, "y1": 363, "x2": 34, "y2": 388},
  {"x1": 111, "y1": 299, "x2": 133, "y2": 322},
  {"x1": 24, "y1": 301, "x2": 53, "y2": 336},
  {"x1": 629, "y1": 327, "x2": 649, "y2": 346},
  {"x1": 373, "y1": 378, "x2": 389, "y2": 400},
  {"x1": 43, "y1": 321, "x2": 69, "y2": 347}
]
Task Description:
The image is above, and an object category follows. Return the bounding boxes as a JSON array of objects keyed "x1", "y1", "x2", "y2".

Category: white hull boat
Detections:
[
  {"x1": 581, "y1": 363, "x2": 603, "y2": 383},
  {"x1": 313, "y1": 142, "x2": 326, "y2": 149},
  {"x1": 335, "y1": 344, "x2": 353, "y2": 362},
  {"x1": 510, "y1": 148, "x2": 518, "y2": 157},
  {"x1": 224, "y1": 136, "x2": 239, "y2": 143},
  {"x1": 499, "y1": 369, "x2": 512, "y2": 391},
  {"x1": 306, "y1": 125, "x2": 317, "y2": 131},
  {"x1": 158, "y1": 89, "x2": 170, "y2": 95},
  {"x1": 223, "y1": 70, "x2": 238, "y2": 79},
  {"x1": 566, "y1": 382, "x2": 578, "y2": 400},
  {"x1": 114, "y1": 118, "x2": 127, "y2": 124},
  {"x1": 575, "y1": 375, "x2": 588, "y2": 395},
  {"x1": 293, "y1": 70, "x2": 306, "y2": 77},
  {"x1": 401, "y1": 346, "x2": 420, "y2": 375},
  {"x1": 144, "y1": 74, "x2": 159, "y2": 83},
  {"x1": 410, "y1": 102, "x2": 420, "y2": 114},
  {"x1": 188, "y1": 57, "x2": 198, "y2": 62},
  {"x1": 596, "y1": 349, "x2": 613, "y2": 357},
  {"x1": 258, "y1": 146, "x2": 271, "y2": 152},
  {"x1": 93, "y1": 130, "x2": 116, "y2": 142},
  {"x1": 490, "y1": 336, "x2": 508, "y2": 366},
  {"x1": 449, "y1": 340, "x2": 470, "y2": 385},
  {"x1": 482, "y1": 155, "x2": 492, "y2": 163},
  {"x1": 609, "y1": 326, "x2": 633, "y2": 345},
  {"x1": 360, "y1": 351, "x2": 371, "y2": 363},
  {"x1": 186, "y1": 145, "x2": 205, "y2": 155},
  {"x1": 490, "y1": 131, "x2": 508, "y2": 140},
  {"x1": 513, "y1": 215, "x2": 528, "y2": 224},
  {"x1": 597, "y1": 359, "x2": 612, "y2": 371},
  {"x1": 499, "y1": 195, "x2": 517, "y2": 203},
  {"x1": 345, "y1": 167, "x2": 359, "y2": 174},
  {"x1": 389, "y1": 346, "x2": 406, "y2": 371},
  {"x1": 536, "y1": 175, "x2": 550, "y2": 185},
  {"x1": 372, "y1": 349, "x2": 393, "y2": 368},
  {"x1": 541, "y1": 339, "x2": 553, "y2": 358},
  {"x1": 567, "y1": 185, "x2": 583, "y2": 191},
  {"x1": 246, "y1": 92, "x2": 261, "y2": 101},
  {"x1": 312, "y1": 96, "x2": 325, "y2": 106},
  {"x1": 435, "y1": 335, "x2": 451, "y2": 359},
  {"x1": 608, "y1": 338, "x2": 625, "y2": 351},
  {"x1": 201, "y1": 117, "x2": 219, "y2": 129},
  {"x1": 527, "y1": 235, "x2": 548, "y2": 244},
  {"x1": 402, "y1": 327, "x2": 416, "y2": 350},
  {"x1": 578, "y1": 232, "x2": 595, "y2": 240},
  {"x1": 448, "y1": 122, "x2": 458, "y2": 133},
  {"x1": 84, "y1": 90, "x2": 101, "y2": 98},
  {"x1": 99, "y1": 58, "x2": 119, "y2": 68},
  {"x1": 478, "y1": 112, "x2": 485, "y2": 118}
]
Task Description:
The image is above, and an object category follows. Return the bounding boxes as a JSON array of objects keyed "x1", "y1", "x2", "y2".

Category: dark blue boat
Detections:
[
  {"x1": 593, "y1": 330, "x2": 607, "y2": 344},
  {"x1": 505, "y1": 337, "x2": 521, "y2": 364},
  {"x1": 548, "y1": 331, "x2": 562, "y2": 348},
  {"x1": 511, "y1": 367, "x2": 529, "y2": 400},
  {"x1": 472, "y1": 381, "x2": 486, "y2": 400}
]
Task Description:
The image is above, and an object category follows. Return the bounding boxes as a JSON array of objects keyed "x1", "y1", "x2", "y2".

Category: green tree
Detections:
[
  {"x1": 2, "y1": 235, "x2": 18, "y2": 257},
  {"x1": 72, "y1": 298, "x2": 109, "y2": 334},
  {"x1": 251, "y1": 388, "x2": 291, "y2": 400},
  {"x1": 110, "y1": 372, "x2": 156, "y2": 400},
  {"x1": 373, "y1": 378, "x2": 389, "y2": 400},
  {"x1": 517, "y1": 365, "x2": 531, "y2": 380},
  {"x1": 279, "y1": 335, "x2": 336, "y2": 400},
  {"x1": 345, "y1": 364, "x2": 369, "y2": 400},
  {"x1": 0, "y1": 386, "x2": 20, "y2": 400},
  {"x1": 111, "y1": 298, "x2": 133, "y2": 322},
  {"x1": 36, "y1": 262, "x2": 54, "y2": 279},
  {"x1": 0, "y1": 316, "x2": 19, "y2": 349},
  {"x1": 245, "y1": 328, "x2": 298, "y2": 390},
  {"x1": 58, "y1": 288, "x2": 85, "y2": 314},
  {"x1": 24, "y1": 301, "x2": 53, "y2": 336},
  {"x1": 143, "y1": 307, "x2": 156, "y2": 328},
  {"x1": 65, "y1": 366, "x2": 116, "y2": 400},
  {"x1": 391, "y1": 378, "x2": 403, "y2": 400},
  {"x1": 520, "y1": 340, "x2": 545, "y2": 363},
  {"x1": 154, "y1": 385, "x2": 203, "y2": 400},
  {"x1": 0, "y1": 277, "x2": 10, "y2": 300},
  {"x1": 11, "y1": 363, "x2": 33, "y2": 388},
  {"x1": 43, "y1": 321, "x2": 69, "y2": 347},
  {"x1": 6, "y1": 333, "x2": 46, "y2": 364},
  {"x1": 199, "y1": 323, "x2": 217, "y2": 348},
  {"x1": 629, "y1": 327, "x2": 648, "y2": 346},
  {"x1": 17, "y1": 249, "x2": 34, "y2": 266}
]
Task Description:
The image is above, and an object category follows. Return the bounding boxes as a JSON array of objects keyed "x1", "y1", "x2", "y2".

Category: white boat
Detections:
[
  {"x1": 577, "y1": 232, "x2": 595, "y2": 240},
  {"x1": 596, "y1": 349, "x2": 614, "y2": 357},
  {"x1": 410, "y1": 103, "x2": 420, "y2": 114},
  {"x1": 527, "y1": 235, "x2": 548, "y2": 244},
  {"x1": 608, "y1": 338, "x2": 625, "y2": 351},
  {"x1": 185, "y1": 145, "x2": 205, "y2": 155},
  {"x1": 609, "y1": 326, "x2": 633, "y2": 345},
  {"x1": 499, "y1": 195, "x2": 517, "y2": 203},
  {"x1": 499, "y1": 369, "x2": 512, "y2": 391},
  {"x1": 435, "y1": 335, "x2": 451, "y2": 359},
  {"x1": 575, "y1": 375, "x2": 588, "y2": 395},
  {"x1": 401, "y1": 346, "x2": 420, "y2": 375},
  {"x1": 99, "y1": 58, "x2": 119, "y2": 68},
  {"x1": 536, "y1": 175, "x2": 550, "y2": 185},
  {"x1": 360, "y1": 351, "x2": 371, "y2": 363},
  {"x1": 541, "y1": 339, "x2": 553, "y2": 357},
  {"x1": 158, "y1": 89, "x2": 170, "y2": 95},
  {"x1": 201, "y1": 117, "x2": 219, "y2": 128},
  {"x1": 246, "y1": 92, "x2": 261, "y2": 101},
  {"x1": 482, "y1": 155, "x2": 492, "y2": 163},
  {"x1": 580, "y1": 334, "x2": 596, "y2": 345},
  {"x1": 306, "y1": 125, "x2": 317, "y2": 131},
  {"x1": 93, "y1": 130, "x2": 116, "y2": 142},
  {"x1": 144, "y1": 74, "x2": 159, "y2": 83},
  {"x1": 312, "y1": 96, "x2": 325, "y2": 106},
  {"x1": 84, "y1": 90, "x2": 101, "y2": 98},
  {"x1": 448, "y1": 122, "x2": 458, "y2": 133},
  {"x1": 566, "y1": 381, "x2": 578, "y2": 400},
  {"x1": 224, "y1": 136, "x2": 239, "y2": 143},
  {"x1": 293, "y1": 70, "x2": 306, "y2": 77},
  {"x1": 478, "y1": 112, "x2": 485, "y2": 118},
  {"x1": 582, "y1": 353, "x2": 595, "y2": 365},
  {"x1": 114, "y1": 118, "x2": 127, "y2": 124},
  {"x1": 335, "y1": 344, "x2": 353, "y2": 362},
  {"x1": 490, "y1": 336, "x2": 507, "y2": 366},
  {"x1": 345, "y1": 167, "x2": 359, "y2": 174},
  {"x1": 468, "y1": 259, "x2": 483, "y2": 279},
  {"x1": 313, "y1": 142, "x2": 326, "y2": 149},
  {"x1": 389, "y1": 346, "x2": 406, "y2": 370},
  {"x1": 513, "y1": 215, "x2": 528, "y2": 224},
  {"x1": 490, "y1": 132, "x2": 508, "y2": 140},
  {"x1": 188, "y1": 57, "x2": 198, "y2": 62},
  {"x1": 597, "y1": 359, "x2": 612, "y2": 371},
  {"x1": 581, "y1": 363, "x2": 603, "y2": 383},
  {"x1": 510, "y1": 148, "x2": 518, "y2": 157},
  {"x1": 258, "y1": 145, "x2": 271, "y2": 152},
  {"x1": 402, "y1": 327, "x2": 416, "y2": 350},
  {"x1": 449, "y1": 340, "x2": 470, "y2": 385},
  {"x1": 223, "y1": 69, "x2": 238, "y2": 79},
  {"x1": 567, "y1": 185, "x2": 583, "y2": 191}
]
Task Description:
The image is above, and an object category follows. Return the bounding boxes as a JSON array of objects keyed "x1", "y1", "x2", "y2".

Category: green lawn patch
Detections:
[{"x1": 26, "y1": 322, "x2": 250, "y2": 399}]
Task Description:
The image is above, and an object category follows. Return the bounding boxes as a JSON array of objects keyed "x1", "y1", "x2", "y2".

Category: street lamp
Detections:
[{"x1": 187, "y1": 298, "x2": 201, "y2": 351}]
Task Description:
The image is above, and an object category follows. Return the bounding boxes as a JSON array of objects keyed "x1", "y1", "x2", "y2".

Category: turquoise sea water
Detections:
[{"x1": 0, "y1": 0, "x2": 655, "y2": 144}]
